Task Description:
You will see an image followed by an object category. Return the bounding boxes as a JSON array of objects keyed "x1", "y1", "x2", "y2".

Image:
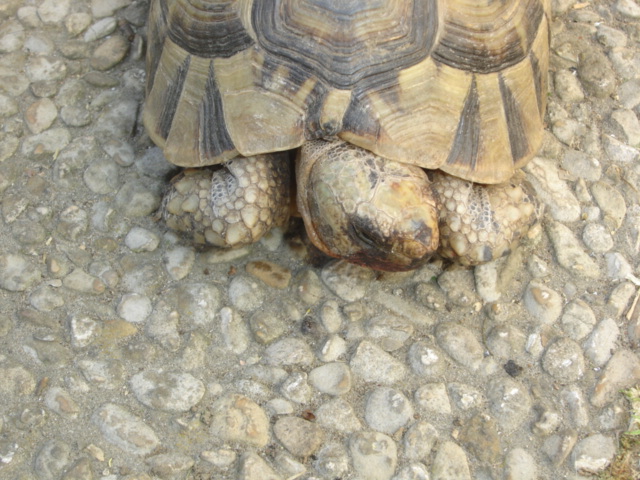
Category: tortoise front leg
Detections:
[{"x1": 161, "y1": 153, "x2": 291, "y2": 248}]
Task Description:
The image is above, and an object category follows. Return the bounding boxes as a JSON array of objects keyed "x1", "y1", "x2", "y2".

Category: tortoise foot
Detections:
[
  {"x1": 162, "y1": 153, "x2": 291, "y2": 248},
  {"x1": 433, "y1": 171, "x2": 541, "y2": 266}
]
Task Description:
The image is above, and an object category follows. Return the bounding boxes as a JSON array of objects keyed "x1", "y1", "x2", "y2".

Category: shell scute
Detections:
[{"x1": 145, "y1": 0, "x2": 550, "y2": 183}]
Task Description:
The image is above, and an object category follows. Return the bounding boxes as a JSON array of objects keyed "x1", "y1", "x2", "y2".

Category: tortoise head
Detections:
[{"x1": 297, "y1": 140, "x2": 439, "y2": 272}]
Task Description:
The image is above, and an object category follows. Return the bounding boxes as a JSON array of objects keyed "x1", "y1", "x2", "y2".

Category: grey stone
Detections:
[
  {"x1": 238, "y1": 453, "x2": 282, "y2": 480},
  {"x1": 163, "y1": 246, "x2": 195, "y2": 281},
  {"x1": 407, "y1": 340, "x2": 446, "y2": 377},
  {"x1": 487, "y1": 377, "x2": 532, "y2": 433},
  {"x1": 145, "y1": 453, "x2": 194, "y2": 478},
  {"x1": 523, "y1": 280, "x2": 563, "y2": 325},
  {"x1": 115, "y1": 182, "x2": 161, "y2": 217},
  {"x1": 0, "y1": 253, "x2": 41, "y2": 291},
  {"x1": 229, "y1": 276, "x2": 266, "y2": 312},
  {"x1": 458, "y1": 413, "x2": 502, "y2": 465},
  {"x1": 91, "y1": 35, "x2": 130, "y2": 70},
  {"x1": 561, "y1": 300, "x2": 597, "y2": 341},
  {"x1": 24, "y1": 97, "x2": 57, "y2": 134},
  {"x1": 68, "y1": 314, "x2": 99, "y2": 348},
  {"x1": 220, "y1": 307, "x2": 250, "y2": 354},
  {"x1": 350, "y1": 340, "x2": 408, "y2": 384},
  {"x1": 571, "y1": 434, "x2": 616, "y2": 475},
  {"x1": 583, "y1": 318, "x2": 620, "y2": 367},
  {"x1": 264, "y1": 338, "x2": 313, "y2": 366},
  {"x1": 582, "y1": 223, "x2": 614, "y2": 253},
  {"x1": 316, "y1": 397, "x2": 362, "y2": 433},
  {"x1": 83, "y1": 158, "x2": 119, "y2": 194},
  {"x1": 592, "y1": 349, "x2": 640, "y2": 407},
  {"x1": 92, "y1": 403, "x2": 160, "y2": 455},
  {"x1": 209, "y1": 394, "x2": 269, "y2": 447},
  {"x1": 130, "y1": 370, "x2": 205, "y2": 412},
  {"x1": 321, "y1": 260, "x2": 374, "y2": 301},
  {"x1": 414, "y1": 382, "x2": 452, "y2": 418},
  {"x1": 364, "y1": 387, "x2": 414, "y2": 435},
  {"x1": 33, "y1": 439, "x2": 71, "y2": 480},
  {"x1": 546, "y1": 221, "x2": 601, "y2": 278},
  {"x1": 435, "y1": 322, "x2": 484, "y2": 371},
  {"x1": 273, "y1": 416, "x2": 325, "y2": 457},
  {"x1": 578, "y1": 50, "x2": 617, "y2": 98},
  {"x1": 560, "y1": 386, "x2": 590, "y2": 429},
  {"x1": 309, "y1": 362, "x2": 352, "y2": 395},
  {"x1": 504, "y1": 448, "x2": 538, "y2": 480},
  {"x1": 542, "y1": 337, "x2": 585, "y2": 382},
  {"x1": 349, "y1": 431, "x2": 397, "y2": 480},
  {"x1": 314, "y1": 442, "x2": 350, "y2": 478},
  {"x1": 525, "y1": 158, "x2": 581, "y2": 222},
  {"x1": 431, "y1": 441, "x2": 471, "y2": 480}
]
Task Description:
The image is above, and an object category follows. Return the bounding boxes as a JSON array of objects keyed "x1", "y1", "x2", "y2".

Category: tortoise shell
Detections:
[{"x1": 144, "y1": 0, "x2": 550, "y2": 184}]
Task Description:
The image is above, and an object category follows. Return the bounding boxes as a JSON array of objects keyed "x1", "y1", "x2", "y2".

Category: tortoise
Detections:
[{"x1": 144, "y1": 0, "x2": 549, "y2": 271}]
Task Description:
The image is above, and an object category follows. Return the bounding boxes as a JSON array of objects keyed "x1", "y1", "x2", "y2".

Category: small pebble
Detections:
[
  {"x1": 130, "y1": 370, "x2": 205, "y2": 412},
  {"x1": 68, "y1": 313, "x2": 99, "y2": 348},
  {"x1": 414, "y1": 383, "x2": 452, "y2": 418},
  {"x1": 561, "y1": 299, "x2": 596, "y2": 341},
  {"x1": 308, "y1": 362, "x2": 352, "y2": 395},
  {"x1": 504, "y1": 448, "x2": 538, "y2": 480},
  {"x1": 545, "y1": 221, "x2": 601, "y2": 278},
  {"x1": 264, "y1": 338, "x2": 313, "y2": 367},
  {"x1": 349, "y1": 431, "x2": 397, "y2": 480},
  {"x1": 582, "y1": 318, "x2": 620, "y2": 367},
  {"x1": 91, "y1": 35, "x2": 130, "y2": 71},
  {"x1": 92, "y1": 403, "x2": 160, "y2": 455},
  {"x1": 24, "y1": 98, "x2": 57, "y2": 134},
  {"x1": 407, "y1": 340, "x2": 446, "y2": 377},
  {"x1": 125, "y1": 227, "x2": 160, "y2": 252},
  {"x1": 350, "y1": 340, "x2": 408, "y2": 384},
  {"x1": 163, "y1": 246, "x2": 195, "y2": 281},
  {"x1": 486, "y1": 377, "x2": 532, "y2": 433},
  {"x1": 209, "y1": 394, "x2": 269, "y2": 447},
  {"x1": 542, "y1": 337, "x2": 585, "y2": 382},
  {"x1": 364, "y1": 387, "x2": 414, "y2": 435},
  {"x1": 571, "y1": 434, "x2": 616, "y2": 474},
  {"x1": 320, "y1": 260, "x2": 374, "y2": 301},
  {"x1": 238, "y1": 452, "x2": 281, "y2": 480},
  {"x1": 403, "y1": 421, "x2": 438, "y2": 461},
  {"x1": 431, "y1": 441, "x2": 471, "y2": 480},
  {"x1": 33, "y1": 439, "x2": 71, "y2": 480},
  {"x1": 435, "y1": 322, "x2": 484, "y2": 371},
  {"x1": 315, "y1": 397, "x2": 362, "y2": 433},
  {"x1": 524, "y1": 280, "x2": 563, "y2": 325},
  {"x1": 591, "y1": 349, "x2": 640, "y2": 407},
  {"x1": 273, "y1": 416, "x2": 325, "y2": 458},
  {"x1": 229, "y1": 276, "x2": 266, "y2": 312},
  {"x1": 246, "y1": 260, "x2": 291, "y2": 289}
]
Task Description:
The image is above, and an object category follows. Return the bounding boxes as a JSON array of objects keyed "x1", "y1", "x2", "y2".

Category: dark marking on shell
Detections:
[
  {"x1": 252, "y1": 0, "x2": 438, "y2": 89},
  {"x1": 157, "y1": 55, "x2": 190, "y2": 140},
  {"x1": 166, "y1": 0, "x2": 254, "y2": 58},
  {"x1": 499, "y1": 73, "x2": 530, "y2": 162},
  {"x1": 342, "y1": 91, "x2": 382, "y2": 140},
  {"x1": 432, "y1": 0, "x2": 544, "y2": 74},
  {"x1": 198, "y1": 62, "x2": 235, "y2": 159},
  {"x1": 529, "y1": 51, "x2": 544, "y2": 117},
  {"x1": 446, "y1": 76, "x2": 480, "y2": 170}
]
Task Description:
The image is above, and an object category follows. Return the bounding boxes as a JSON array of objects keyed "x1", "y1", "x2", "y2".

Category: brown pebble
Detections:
[{"x1": 246, "y1": 260, "x2": 291, "y2": 289}]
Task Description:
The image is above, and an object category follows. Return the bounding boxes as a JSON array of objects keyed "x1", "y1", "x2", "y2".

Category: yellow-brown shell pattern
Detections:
[{"x1": 144, "y1": 0, "x2": 550, "y2": 184}]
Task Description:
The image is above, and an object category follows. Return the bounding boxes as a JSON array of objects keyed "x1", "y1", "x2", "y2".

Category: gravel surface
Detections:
[{"x1": 1, "y1": 1, "x2": 640, "y2": 479}]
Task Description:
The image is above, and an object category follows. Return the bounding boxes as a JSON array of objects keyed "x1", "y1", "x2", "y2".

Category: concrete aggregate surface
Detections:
[{"x1": 1, "y1": 0, "x2": 640, "y2": 479}]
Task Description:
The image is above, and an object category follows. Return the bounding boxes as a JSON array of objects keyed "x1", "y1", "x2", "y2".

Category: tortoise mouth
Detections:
[
  {"x1": 344, "y1": 216, "x2": 437, "y2": 272},
  {"x1": 344, "y1": 251, "x2": 433, "y2": 272}
]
